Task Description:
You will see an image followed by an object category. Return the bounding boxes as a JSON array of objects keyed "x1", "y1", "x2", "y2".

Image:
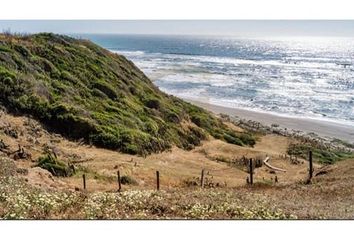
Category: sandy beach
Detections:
[{"x1": 186, "y1": 99, "x2": 354, "y2": 143}]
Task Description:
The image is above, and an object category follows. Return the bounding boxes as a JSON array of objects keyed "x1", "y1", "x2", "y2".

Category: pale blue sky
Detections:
[{"x1": 1, "y1": 20, "x2": 354, "y2": 37}]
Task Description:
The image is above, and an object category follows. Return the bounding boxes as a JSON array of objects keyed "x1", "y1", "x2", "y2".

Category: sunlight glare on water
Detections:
[{"x1": 83, "y1": 34, "x2": 354, "y2": 126}]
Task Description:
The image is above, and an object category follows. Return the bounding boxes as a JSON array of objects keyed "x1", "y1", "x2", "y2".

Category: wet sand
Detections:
[{"x1": 186, "y1": 99, "x2": 354, "y2": 143}]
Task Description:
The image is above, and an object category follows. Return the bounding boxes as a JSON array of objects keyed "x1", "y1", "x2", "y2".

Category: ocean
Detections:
[{"x1": 77, "y1": 34, "x2": 354, "y2": 126}]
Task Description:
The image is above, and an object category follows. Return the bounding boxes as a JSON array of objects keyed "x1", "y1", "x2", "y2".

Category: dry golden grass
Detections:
[
  {"x1": 0, "y1": 113, "x2": 354, "y2": 219},
  {"x1": 0, "y1": 112, "x2": 310, "y2": 192}
]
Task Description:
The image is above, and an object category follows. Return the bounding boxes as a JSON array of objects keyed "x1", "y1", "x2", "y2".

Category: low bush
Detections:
[
  {"x1": 36, "y1": 154, "x2": 73, "y2": 177},
  {"x1": 93, "y1": 81, "x2": 118, "y2": 100},
  {"x1": 223, "y1": 133, "x2": 243, "y2": 146},
  {"x1": 287, "y1": 143, "x2": 354, "y2": 164},
  {"x1": 144, "y1": 98, "x2": 161, "y2": 110},
  {"x1": 120, "y1": 175, "x2": 138, "y2": 185},
  {"x1": 239, "y1": 133, "x2": 256, "y2": 147}
]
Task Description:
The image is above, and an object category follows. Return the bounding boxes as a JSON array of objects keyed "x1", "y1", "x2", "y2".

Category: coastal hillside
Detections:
[
  {"x1": 1, "y1": 33, "x2": 354, "y2": 220},
  {"x1": 0, "y1": 33, "x2": 255, "y2": 155},
  {"x1": 1, "y1": 111, "x2": 354, "y2": 219}
]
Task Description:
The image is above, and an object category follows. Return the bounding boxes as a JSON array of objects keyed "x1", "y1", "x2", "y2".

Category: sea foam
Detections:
[{"x1": 106, "y1": 36, "x2": 354, "y2": 126}]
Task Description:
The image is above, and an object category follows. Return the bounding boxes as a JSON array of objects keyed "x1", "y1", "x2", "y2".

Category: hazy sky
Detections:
[{"x1": 1, "y1": 20, "x2": 354, "y2": 37}]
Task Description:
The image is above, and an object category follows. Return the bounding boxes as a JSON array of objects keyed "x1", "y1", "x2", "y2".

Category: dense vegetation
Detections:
[
  {"x1": 287, "y1": 143, "x2": 354, "y2": 164},
  {"x1": 36, "y1": 153, "x2": 73, "y2": 177},
  {"x1": 0, "y1": 33, "x2": 255, "y2": 155}
]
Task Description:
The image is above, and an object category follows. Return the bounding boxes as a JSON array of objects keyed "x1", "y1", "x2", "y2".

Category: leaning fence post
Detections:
[
  {"x1": 156, "y1": 170, "x2": 160, "y2": 191},
  {"x1": 249, "y1": 158, "x2": 253, "y2": 185},
  {"x1": 309, "y1": 150, "x2": 313, "y2": 179},
  {"x1": 82, "y1": 174, "x2": 86, "y2": 190},
  {"x1": 200, "y1": 169, "x2": 205, "y2": 188},
  {"x1": 117, "y1": 170, "x2": 122, "y2": 192}
]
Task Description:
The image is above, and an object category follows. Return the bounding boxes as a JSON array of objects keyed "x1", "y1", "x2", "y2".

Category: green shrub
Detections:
[
  {"x1": 145, "y1": 98, "x2": 161, "y2": 110},
  {"x1": 190, "y1": 115, "x2": 211, "y2": 129},
  {"x1": 287, "y1": 143, "x2": 354, "y2": 164},
  {"x1": 53, "y1": 113, "x2": 97, "y2": 139},
  {"x1": 92, "y1": 88, "x2": 108, "y2": 99},
  {"x1": 60, "y1": 70, "x2": 77, "y2": 84},
  {"x1": 90, "y1": 132, "x2": 121, "y2": 150},
  {"x1": 120, "y1": 175, "x2": 138, "y2": 185},
  {"x1": 36, "y1": 154, "x2": 73, "y2": 177},
  {"x1": 223, "y1": 133, "x2": 243, "y2": 146},
  {"x1": 239, "y1": 133, "x2": 256, "y2": 147},
  {"x1": 0, "y1": 45, "x2": 12, "y2": 52},
  {"x1": 166, "y1": 110, "x2": 181, "y2": 123},
  {"x1": 93, "y1": 81, "x2": 118, "y2": 100},
  {"x1": 14, "y1": 45, "x2": 31, "y2": 57},
  {"x1": 0, "y1": 66, "x2": 16, "y2": 82}
]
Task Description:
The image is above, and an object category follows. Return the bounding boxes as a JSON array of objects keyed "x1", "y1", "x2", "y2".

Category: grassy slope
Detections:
[
  {"x1": 2, "y1": 113, "x2": 354, "y2": 219},
  {"x1": 0, "y1": 33, "x2": 255, "y2": 155},
  {"x1": 287, "y1": 142, "x2": 354, "y2": 164}
]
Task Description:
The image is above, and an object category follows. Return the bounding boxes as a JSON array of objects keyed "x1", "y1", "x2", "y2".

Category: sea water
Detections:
[{"x1": 78, "y1": 34, "x2": 354, "y2": 126}]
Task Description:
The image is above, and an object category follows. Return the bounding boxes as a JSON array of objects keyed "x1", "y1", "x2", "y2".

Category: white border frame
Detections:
[{"x1": 1, "y1": 0, "x2": 354, "y2": 19}]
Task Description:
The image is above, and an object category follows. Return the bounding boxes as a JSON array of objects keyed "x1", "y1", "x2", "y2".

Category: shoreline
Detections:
[{"x1": 186, "y1": 99, "x2": 354, "y2": 143}]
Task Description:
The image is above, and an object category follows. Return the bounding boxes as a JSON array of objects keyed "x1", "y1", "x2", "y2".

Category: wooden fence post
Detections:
[
  {"x1": 82, "y1": 174, "x2": 86, "y2": 190},
  {"x1": 249, "y1": 158, "x2": 253, "y2": 185},
  {"x1": 309, "y1": 150, "x2": 313, "y2": 179},
  {"x1": 200, "y1": 169, "x2": 205, "y2": 188},
  {"x1": 117, "y1": 170, "x2": 122, "y2": 192},
  {"x1": 156, "y1": 171, "x2": 160, "y2": 191}
]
